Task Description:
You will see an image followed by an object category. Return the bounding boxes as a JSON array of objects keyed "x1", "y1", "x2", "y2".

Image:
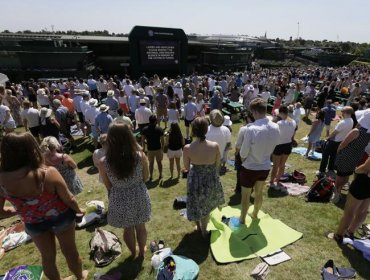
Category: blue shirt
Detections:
[
  {"x1": 323, "y1": 105, "x2": 336, "y2": 125},
  {"x1": 184, "y1": 102, "x2": 197, "y2": 121},
  {"x1": 105, "y1": 96, "x2": 119, "y2": 111},
  {"x1": 210, "y1": 95, "x2": 222, "y2": 111},
  {"x1": 236, "y1": 77, "x2": 243, "y2": 88},
  {"x1": 95, "y1": 112, "x2": 113, "y2": 134}
]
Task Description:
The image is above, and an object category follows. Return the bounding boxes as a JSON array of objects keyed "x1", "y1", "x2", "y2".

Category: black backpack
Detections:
[{"x1": 306, "y1": 176, "x2": 335, "y2": 203}]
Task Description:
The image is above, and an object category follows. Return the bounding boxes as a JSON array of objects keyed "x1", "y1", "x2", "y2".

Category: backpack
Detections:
[
  {"x1": 89, "y1": 228, "x2": 121, "y2": 267},
  {"x1": 156, "y1": 255, "x2": 199, "y2": 280},
  {"x1": 306, "y1": 176, "x2": 335, "y2": 203}
]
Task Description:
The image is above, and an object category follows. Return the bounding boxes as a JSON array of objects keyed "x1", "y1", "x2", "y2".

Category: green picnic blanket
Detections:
[{"x1": 208, "y1": 205, "x2": 303, "y2": 263}]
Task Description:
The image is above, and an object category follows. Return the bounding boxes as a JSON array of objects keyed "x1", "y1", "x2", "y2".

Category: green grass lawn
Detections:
[{"x1": 1, "y1": 115, "x2": 370, "y2": 280}]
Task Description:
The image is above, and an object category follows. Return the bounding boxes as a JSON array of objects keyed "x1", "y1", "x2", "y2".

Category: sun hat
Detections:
[
  {"x1": 107, "y1": 90, "x2": 114, "y2": 97},
  {"x1": 139, "y1": 99, "x2": 146, "y2": 104},
  {"x1": 39, "y1": 107, "x2": 52, "y2": 118},
  {"x1": 223, "y1": 115, "x2": 232, "y2": 126},
  {"x1": 209, "y1": 109, "x2": 224, "y2": 127},
  {"x1": 89, "y1": 98, "x2": 98, "y2": 107},
  {"x1": 99, "y1": 104, "x2": 109, "y2": 112},
  {"x1": 175, "y1": 82, "x2": 182, "y2": 87},
  {"x1": 357, "y1": 109, "x2": 370, "y2": 132}
]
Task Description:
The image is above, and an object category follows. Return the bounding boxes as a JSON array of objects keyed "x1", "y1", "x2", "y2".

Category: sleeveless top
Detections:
[
  {"x1": 40, "y1": 117, "x2": 59, "y2": 139},
  {"x1": 0, "y1": 169, "x2": 69, "y2": 224},
  {"x1": 53, "y1": 154, "x2": 83, "y2": 195}
]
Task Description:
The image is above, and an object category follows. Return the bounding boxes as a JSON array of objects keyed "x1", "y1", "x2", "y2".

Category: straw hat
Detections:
[
  {"x1": 99, "y1": 104, "x2": 109, "y2": 112},
  {"x1": 139, "y1": 99, "x2": 147, "y2": 104},
  {"x1": 209, "y1": 109, "x2": 224, "y2": 127},
  {"x1": 89, "y1": 98, "x2": 98, "y2": 107},
  {"x1": 107, "y1": 90, "x2": 114, "y2": 97},
  {"x1": 39, "y1": 108, "x2": 52, "y2": 118}
]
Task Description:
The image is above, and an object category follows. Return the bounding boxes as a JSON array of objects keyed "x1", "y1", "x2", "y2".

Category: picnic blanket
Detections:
[
  {"x1": 279, "y1": 182, "x2": 310, "y2": 196},
  {"x1": 292, "y1": 147, "x2": 322, "y2": 160},
  {"x1": 208, "y1": 206, "x2": 303, "y2": 263}
]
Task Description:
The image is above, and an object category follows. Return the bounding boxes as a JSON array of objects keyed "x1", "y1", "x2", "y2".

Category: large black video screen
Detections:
[{"x1": 139, "y1": 40, "x2": 180, "y2": 65}]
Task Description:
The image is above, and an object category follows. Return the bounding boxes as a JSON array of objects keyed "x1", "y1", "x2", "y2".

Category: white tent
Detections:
[{"x1": 0, "y1": 73, "x2": 9, "y2": 85}]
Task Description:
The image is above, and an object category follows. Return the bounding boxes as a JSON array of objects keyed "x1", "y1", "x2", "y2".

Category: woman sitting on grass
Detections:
[
  {"x1": 0, "y1": 132, "x2": 87, "y2": 280},
  {"x1": 99, "y1": 122, "x2": 151, "y2": 258},
  {"x1": 183, "y1": 117, "x2": 225, "y2": 237}
]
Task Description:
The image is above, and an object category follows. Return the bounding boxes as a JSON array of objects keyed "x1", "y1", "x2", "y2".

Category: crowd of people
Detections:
[{"x1": 0, "y1": 64, "x2": 369, "y2": 278}]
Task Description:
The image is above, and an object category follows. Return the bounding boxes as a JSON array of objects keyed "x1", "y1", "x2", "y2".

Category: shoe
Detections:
[
  {"x1": 269, "y1": 183, "x2": 279, "y2": 190},
  {"x1": 321, "y1": 260, "x2": 356, "y2": 279},
  {"x1": 277, "y1": 182, "x2": 289, "y2": 194}
]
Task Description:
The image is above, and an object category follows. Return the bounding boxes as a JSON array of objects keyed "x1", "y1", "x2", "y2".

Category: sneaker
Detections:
[{"x1": 277, "y1": 182, "x2": 289, "y2": 194}]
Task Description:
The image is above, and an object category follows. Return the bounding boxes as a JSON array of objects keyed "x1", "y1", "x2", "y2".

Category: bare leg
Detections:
[
  {"x1": 270, "y1": 154, "x2": 280, "y2": 184},
  {"x1": 200, "y1": 215, "x2": 210, "y2": 237},
  {"x1": 56, "y1": 224, "x2": 87, "y2": 280},
  {"x1": 335, "y1": 175, "x2": 349, "y2": 193},
  {"x1": 240, "y1": 187, "x2": 252, "y2": 224},
  {"x1": 175, "y1": 157, "x2": 181, "y2": 177},
  {"x1": 156, "y1": 158, "x2": 163, "y2": 178},
  {"x1": 123, "y1": 227, "x2": 136, "y2": 257},
  {"x1": 336, "y1": 193, "x2": 360, "y2": 236},
  {"x1": 186, "y1": 126, "x2": 190, "y2": 139},
  {"x1": 169, "y1": 158, "x2": 174, "y2": 177},
  {"x1": 251, "y1": 180, "x2": 265, "y2": 218},
  {"x1": 149, "y1": 158, "x2": 154, "y2": 179},
  {"x1": 32, "y1": 231, "x2": 61, "y2": 280},
  {"x1": 135, "y1": 224, "x2": 147, "y2": 257},
  {"x1": 305, "y1": 143, "x2": 313, "y2": 157},
  {"x1": 276, "y1": 154, "x2": 289, "y2": 182},
  {"x1": 348, "y1": 198, "x2": 370, "y2": 234}
]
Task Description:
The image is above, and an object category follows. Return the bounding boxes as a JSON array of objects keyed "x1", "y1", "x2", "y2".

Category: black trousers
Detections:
[{"x1": 319, "y1": 140, "x2": 340, "y2": 173}]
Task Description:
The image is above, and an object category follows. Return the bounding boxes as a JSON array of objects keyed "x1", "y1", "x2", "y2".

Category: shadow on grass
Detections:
[
  {"x1": 86, "y1": 166, "x2": 99, "y2": 175},
  {"x1": 77, "y1": 155, "x2": 94, "y2": 169},
  {"x1": 159, "y1": 178, "x2": 180, "y2": 188},
  {"x1": 172, "y1": 232, "x2": 209, "y2": 265},
  {"x1": 340, "y1": 243, "x2": 370, "y2": 279},
  {"x1": 104, "y1": 255, "x2": 144, "y2": 280},
  {"x1": 302, "y1": 117, "x2": 312, "y2": 125},
  {"x1": 146, "y1": 179, "x2": 161, "y2": 189},
  {"x1": 228, "y1": 191, "x2": 241, "y2": 206},
  {"x1": 267, "y1": 187, "x2": 289, "y2": 198}
]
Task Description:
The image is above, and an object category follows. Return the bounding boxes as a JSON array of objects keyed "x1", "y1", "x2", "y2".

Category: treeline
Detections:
[{"x1": 1, "y1": 29, "x2": 128, "y2": 37}]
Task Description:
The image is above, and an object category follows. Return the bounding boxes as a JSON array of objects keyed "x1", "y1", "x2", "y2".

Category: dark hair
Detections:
[
  {"x1": 149, "y1": 114, "x2": 157, "y2": 124},
  {"x1": 279, "y1": 104, "x2": 289, "y2": 115},
  {"x1": 167, "y1": 86, "x2": 174, "y2": 98},
  {"x1": 249, "y1": 98, "x2": 267, "y2": 114},
  {"x1": 117, "y1": 108, "x2": 123, "y2": 116},
  {"x1": 0, "y1": 132, "x2": 43, "y2": 172},
  {"x1": 191, "y1": 117, "x2": 208, "y2": 141},
  {"x1": 106, "y1": 123, "x2": 138, "y2": 179},
  {"x1": 169, "y1": 123, "x2": 183, "y2": 146},
  {"x1": 316, "y1": 109, "x2": 325, "y2": 121}
]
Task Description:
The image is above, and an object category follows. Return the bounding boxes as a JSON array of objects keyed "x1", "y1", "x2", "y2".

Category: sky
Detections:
[{"x1": 0, "y1": 0, "x2": 369, "y2": 43}]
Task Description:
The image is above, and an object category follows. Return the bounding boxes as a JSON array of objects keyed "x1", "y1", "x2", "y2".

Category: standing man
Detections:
[
  {"x1": 21, "y1": 100, "x2": 40, "y2": 140},
  {"x1": 183, "y1": 95, "x2": 198, "y2": 139},
  {"x1": 53, "y1": 99, "x2": 75, "y2": 147},
  {"x1": 239, "y1": 98, "x2": 280, "y2": 223},
  {"x1": 95, "y1": 104, "x2": 113, "y2": 136},
  {"x1": 155, "y1": 88, "x2": 169, "y2": 129},
  {"x1": 135, "y1": 99, "x2": 152, "y2": 131},
  {"x1": 105, "y1": 90, "x2": 119, "y2": 118},
  {"x1": 141, "y1": 115, "x2": 164, "y2": 181}
]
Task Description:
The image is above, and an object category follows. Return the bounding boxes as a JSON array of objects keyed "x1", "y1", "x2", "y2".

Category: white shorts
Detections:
[{"x1": 167, "y1": 148, "x2": 182, "y2": 159}]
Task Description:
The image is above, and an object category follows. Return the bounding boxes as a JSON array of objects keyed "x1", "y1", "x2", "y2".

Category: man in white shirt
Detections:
[
  {"x1": 21, "y1": 100, "x2": 40, "y2": 140},
  {"x1": 135, "y1": 99, "x2": 153, "y2": 131},
  {"x1": 183, "y1": 95, "x2": 197, "y2": 139},
  {"x1": 259, "y1": 87, "x2": 271, "y2": 103},
  {"x1": 123, "y1": 80, "x2": 135, "y2": 97},
  {"x1": 319, "y1": 106, "x2": 354, "y2": 175},
  {"x1": 84, "y1": 98, "x2": 100, "y2": 148},
  {"x1": 128, "y1": 90, "x2": 140, "y2": 117},
  {"x1": 239, "y1": 98, "x2": 280, "y2": 223},
  {"x1": 206, "y1": 109, "x2": 231, "y2": 163},
  {"x1": 96, "y1": 77, "x2": 108, "y2": 100}
]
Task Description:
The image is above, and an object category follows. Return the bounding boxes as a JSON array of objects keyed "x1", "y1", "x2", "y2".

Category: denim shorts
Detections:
[{"x1": 25, "y1": 209, "x2": 76, "y2": 238}]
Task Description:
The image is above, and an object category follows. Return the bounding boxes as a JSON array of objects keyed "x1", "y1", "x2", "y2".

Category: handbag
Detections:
[{"x1": 250, "y1": 262, "x2": 269, "y2": 280}]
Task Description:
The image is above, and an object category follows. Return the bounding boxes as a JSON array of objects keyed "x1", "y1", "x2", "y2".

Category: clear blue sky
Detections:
[{"x1": 1, "y1": 0, "x2": 369, "y2": 43}]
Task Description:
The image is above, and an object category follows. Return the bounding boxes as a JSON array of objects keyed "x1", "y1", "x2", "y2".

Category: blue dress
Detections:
[{"x1": 308, "y1": 121, "x2": 324, "y2": 144}]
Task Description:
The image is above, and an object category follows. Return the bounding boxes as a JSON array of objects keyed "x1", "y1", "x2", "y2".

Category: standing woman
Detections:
[
  {"x1": 99, "y1": 123, "x2": 151, "y2": 258},
  {"x1": 28, "y1": 87, "x2": 38, "y2": 109},
  {"x1": 6, "y1": 89, "x2": 22, "y2": 127},
  {"x1": 40, "y1": 136, "x2": 83, "y2": 195},
  {"x1": 0, "y1": 133, "x2": 87, "y2": 280},
  {"x1": 305, "y1": 110, "x2": 325, "y2": 157},
  {"x1": 195, "y1": 93, "x2": 205, "y2": 117},
  {"x1": 183, "y1": 117, "x2": 225, "y2": 237},
  {"x1": 269, "y1": 105, "x2": 297, "y2": 190},
  {"x1": 167, "y1": 122, "x2": 185, "y2": 178},
  {"x1": 271, "y1": 88, "x2": 284, "y2": 116}
]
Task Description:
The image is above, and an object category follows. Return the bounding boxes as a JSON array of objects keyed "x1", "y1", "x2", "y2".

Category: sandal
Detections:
[
  {"x1": 150, "y1": 241, "x2": 159, "y2": 253},
  {"x1": 158, "y1": 240, "x2": 165, "y2": 250}
]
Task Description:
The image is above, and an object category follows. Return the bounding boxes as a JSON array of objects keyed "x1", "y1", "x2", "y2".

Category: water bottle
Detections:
[{"x1": 228, "y1": 216, "x2": 241, "y2": 231}]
